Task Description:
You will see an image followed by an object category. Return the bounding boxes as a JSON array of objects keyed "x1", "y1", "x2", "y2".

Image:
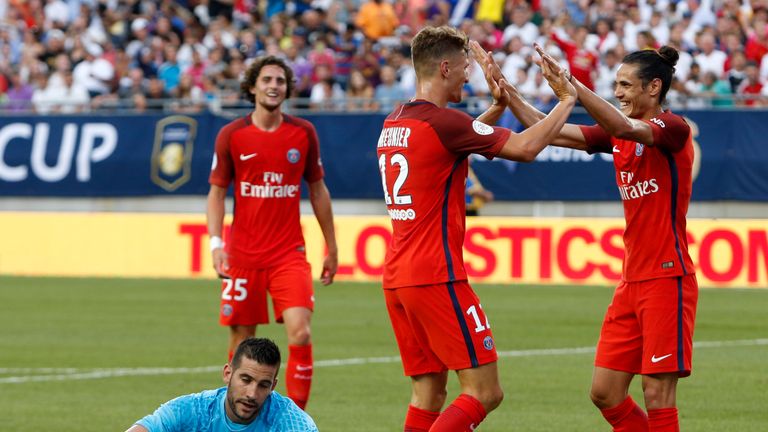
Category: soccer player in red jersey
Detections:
[
  {"x1": 376, "y1": 26, "x2": 577, "y2": 432},
  {"x1": 474, "y1": 43, "x2": 697, "y2": 431},
  {"x1": 206, "y1": 56, "x2": 338, "y2": 410}
]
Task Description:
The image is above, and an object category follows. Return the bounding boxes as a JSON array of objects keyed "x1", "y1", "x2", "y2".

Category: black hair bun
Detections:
[{"x1": 658, "y1": 46, "x2": 679, "y2": 67}]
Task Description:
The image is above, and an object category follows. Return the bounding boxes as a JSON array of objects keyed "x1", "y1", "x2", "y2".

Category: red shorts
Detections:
[
  {"x1": 384, "y1": 281, "x2": 498, "y2": 376},
  {"x1": 219, "y1": 257, "x2": 314, "y2": 326},
  {"x1": 595, "y1": 274, "x2": 698, "y2": 377}
]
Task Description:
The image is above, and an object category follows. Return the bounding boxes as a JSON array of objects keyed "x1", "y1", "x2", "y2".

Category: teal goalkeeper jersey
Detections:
[{"x1": 135, "y1": 387, "x2": 318, "y2": 432}]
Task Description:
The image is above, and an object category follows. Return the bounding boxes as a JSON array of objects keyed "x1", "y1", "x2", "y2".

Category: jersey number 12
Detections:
[{"x1": 379, "y1": 153, "x2": 413, "y2": 205}]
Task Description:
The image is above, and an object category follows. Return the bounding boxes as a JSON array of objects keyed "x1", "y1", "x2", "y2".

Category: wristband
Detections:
[{"x1": 210, "y1": 236, "x2": 224, "y2": 252}]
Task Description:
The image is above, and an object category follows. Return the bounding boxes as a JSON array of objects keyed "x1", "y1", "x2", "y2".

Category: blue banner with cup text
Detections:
[{"x1": 0, "y1": 110, "x2": 766, "y2": 201}]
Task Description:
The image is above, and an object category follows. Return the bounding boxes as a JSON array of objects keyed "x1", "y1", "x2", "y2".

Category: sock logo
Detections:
[{"x1": 296, "y1": 365, "x2": 313, "y2": 372}]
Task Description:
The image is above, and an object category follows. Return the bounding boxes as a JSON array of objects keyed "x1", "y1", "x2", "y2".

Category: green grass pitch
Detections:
[{"x1": 0, "y1": 276, "x2": 766, "y2": 431}]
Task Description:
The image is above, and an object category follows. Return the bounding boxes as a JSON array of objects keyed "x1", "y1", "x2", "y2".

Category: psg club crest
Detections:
[
  {"x1": 286, "y1": 148, "x2": 301, "y2": 164},
  {"x1": 635, "y1": 142, "x2": 644, "y2": 157},
  {"x1": 483, "y1": 336, "x2": 494, "y2": 351},
  {"x1": 221, "y1": 304, "x2": 233, "y2": 317},
  {"x1": 150, "y1": 115, "x2": 198, "y2": 192}
]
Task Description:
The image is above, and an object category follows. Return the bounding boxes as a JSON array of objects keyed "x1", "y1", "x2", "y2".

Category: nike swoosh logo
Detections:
[
  {"x1": 612, "y1": 145, "x2": 620, "y2": 153},
  {"x1": 651, "y1": 353, "x2": 672, "y2": 363},
  {"x1": 240, "y1": 153, "x2": 257, "y2": 161},
  {"x1": 296, "y1": 365, "x2": 313, "y2": 371}
]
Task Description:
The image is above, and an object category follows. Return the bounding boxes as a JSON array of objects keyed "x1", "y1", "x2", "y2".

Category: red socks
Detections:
[
  {"x1": 429, "y1": 394, "x2": 487, "y2": 432},
  {"x1": 600, "y1": 396, "x2": 649, "y2": 431},
  {"x1": 404, "y1": 405, "x2": 440, "y2": 432},
  {"x1": 286, "y1": 344, "x2": 313, "y2": 410},
  {"x1": 648, "y1": 407, "x2": 679, "y2": 432}
]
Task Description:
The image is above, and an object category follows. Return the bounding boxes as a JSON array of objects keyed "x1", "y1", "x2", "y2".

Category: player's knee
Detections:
[
  {"x1": 475, "y1": 386, "x2": 504, "y2": 412},
  {"x1": 288, "y1": 325, "x2": 311, "y2": 345},
  {"x1": 642, "y1": 384, "x2": 675, "y2": 409},
  {"x1": 589, "y1": 386, "x2": 614, "y2": 409},
  {"x1": 412, "y1": 388, "x2": 447, "y2": 412}
]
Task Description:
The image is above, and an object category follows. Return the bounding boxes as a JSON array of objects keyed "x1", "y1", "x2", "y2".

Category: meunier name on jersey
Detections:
[
  {"x1": 240, "y1": 171, "x2": 299, "y2": 198},
  {"x1": 378, "y1": 127, "x2": 416, "y2": 221},
  {"x1": 377, "y1": 127, "x2": 411, "y2": 148}
]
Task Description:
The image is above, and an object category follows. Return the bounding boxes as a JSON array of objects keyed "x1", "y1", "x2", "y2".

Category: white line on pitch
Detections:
[{"x1": 1, "y1": 338, "x2": 766, "y2": 384}]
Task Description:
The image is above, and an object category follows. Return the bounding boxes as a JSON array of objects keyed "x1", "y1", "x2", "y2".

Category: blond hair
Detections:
[{"x1": 411, "y1": 26, "x2": 468, "y2": 78}]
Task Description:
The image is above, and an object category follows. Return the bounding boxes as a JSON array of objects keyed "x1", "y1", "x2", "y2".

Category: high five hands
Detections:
[
  {"x1": 469, "y1": 40, "x2": 510, "y2": 106},
  {"x1": 533, "y1": 43, "x2": 578, "y2": 102},
  {"x1": 469, "y1": 40, "x2": 577, "y2": 103}
]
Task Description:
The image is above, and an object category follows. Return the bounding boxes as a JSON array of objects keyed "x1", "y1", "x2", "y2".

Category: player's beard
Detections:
[{"x1": 226, "y1": 384, "x2": 260, "y2": 423}]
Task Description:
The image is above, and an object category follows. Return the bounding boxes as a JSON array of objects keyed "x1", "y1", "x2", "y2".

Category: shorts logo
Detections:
[
  {"x1": 483, "y1": 336, "x2": 494, "y2": 351},
  {"x1": 221, "y1": 304, "x2": 233, "y2": 317},
  {"x1": 287, "y1": 148, "x2": 300, "y2": 163},
  {"x1": 635, "y1": 143, "x2": 644, "y2": 157},
  {"x1": 662, "y1": 261, "x2": 674, "y2": 269}
]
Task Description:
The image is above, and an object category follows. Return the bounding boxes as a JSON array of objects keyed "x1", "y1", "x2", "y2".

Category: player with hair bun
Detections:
[{"x1": 474, "y1": 42, "x2": 697, "y2": 431}]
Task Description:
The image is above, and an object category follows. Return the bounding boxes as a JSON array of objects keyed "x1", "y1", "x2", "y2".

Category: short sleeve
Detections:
[
  {"x1": 209, "y1": 122, "x2": 236, "y2": 188},
  {"x1": 431, "y1": 108, "x2": 510, "y2": 159},
  {"x1": 579, "y1": 124, "x2": 613, "y2": 154},
  {"x1": 135, "y1": 396, "x2": 192, "y2": 432},
  {"x1": 645, "y1": 112, "x2": 690, "y2": 152},
  {"x1": 302, "y1": 123, "x2": 325, "y2": 184}
]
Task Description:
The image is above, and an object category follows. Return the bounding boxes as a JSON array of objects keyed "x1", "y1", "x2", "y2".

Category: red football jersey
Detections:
[
  {"x1": 209, "y1": 114, "x2": 324, "y2": 269},
  {"x1": 580, "y1": 111, "x2": 695, "y2": 281},
  {"x1": 377, "y1": 101, "x2": 510, "y2": 289}
]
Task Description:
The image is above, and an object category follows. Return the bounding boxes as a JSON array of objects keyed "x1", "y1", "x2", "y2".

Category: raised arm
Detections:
[
  {"x1": 470, "y1": 41, "x2": 588, "y2": 150},
  {"x1": 536, "y1": 44, "x2": 656, "y2": 145},
  {"x1": 308, "y1": 179, "x2": 338, "y2": 285},
  {"x1": 495, "y1": 51, "x2": 578, "y2": 162}
]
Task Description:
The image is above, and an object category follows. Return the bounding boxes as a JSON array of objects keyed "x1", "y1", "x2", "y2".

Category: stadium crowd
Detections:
[{"x1": 1, "y1": 0, "x2": 768, "y2": 114}]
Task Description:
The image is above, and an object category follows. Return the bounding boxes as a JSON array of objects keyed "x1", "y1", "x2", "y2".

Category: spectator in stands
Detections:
[
  {"x1": 550, "y1": 19, "x2": 599, "y2": 91},
  {"x1": 697, "y1": 71, "x2": 734, "y2": 107},
  {"x1": 737, "y1": 61, "x2": 764, "y2": 106},
  {"x1": 595, "y1": 49, "x2": 621, "y2": 100},
  {"x1": 744, "y1": 20, "x2": 768, "y2": 63},
  {"x1": 727, "y1": 50, "x2": 748, "y2": 93},
  {"x1": 46, "y1": 69, "x2": 90, "y2": 113},
  {"x1": 694, "y1": 32, "x2": 727, "y2": 78},
  {"x1": 44, "y1": 52, "x2": 70, "y2": 89},
  {"x1": 500, "y1": 36, "x2": 529, "y2": 85},
  {"x1": 346, "y1": 69, "x2": 376, "y2": 112},
  {"x1": 501, "y1": 4, "x2": 539, "y2": 46},
  {"x1": 374, "y1": 64, "x2": 407, "y2": 112},
  {"x1": 356, "y1": 0, "x2": 400, "y2": 40},
  {"x1": 170, "y1": 73, "x2": 205, "y2": 113},
  {"x1": 585, "y1": 18, "x2": 619, "y2": 55},
  {"x1": 309, "y1": 63, "x2": 344, "y2": 111},
  {"x1": 31, "y1": 72, "x2": 54, "y2": 114},
  {"x1": 118, "y1": 67, "x2": 148, "y2": 99},
  {"x1": 73, "y1": 42, "x2": 114, "y2": 98},
  {"x1": 5, "y1": 69, "x2": 34, "y2": 112},
  {"x1": 39, "y1": 28, "x2": 66, "y2": 71},
  {"x1": 649, "y1": 10, "x2": 670, "y2": 46},
  {"x1": 145, "y1": 76, "x2": 170, "y2": 110},
  {"x1": 158, "y1": 44, "x2": 182, "y2": 92},
  {"x1": 389, "y1": 45, "x2": 416, "y2": 95},
  {"x1": 126, "y1": 17, "x2": 151, "y2": 61}
]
